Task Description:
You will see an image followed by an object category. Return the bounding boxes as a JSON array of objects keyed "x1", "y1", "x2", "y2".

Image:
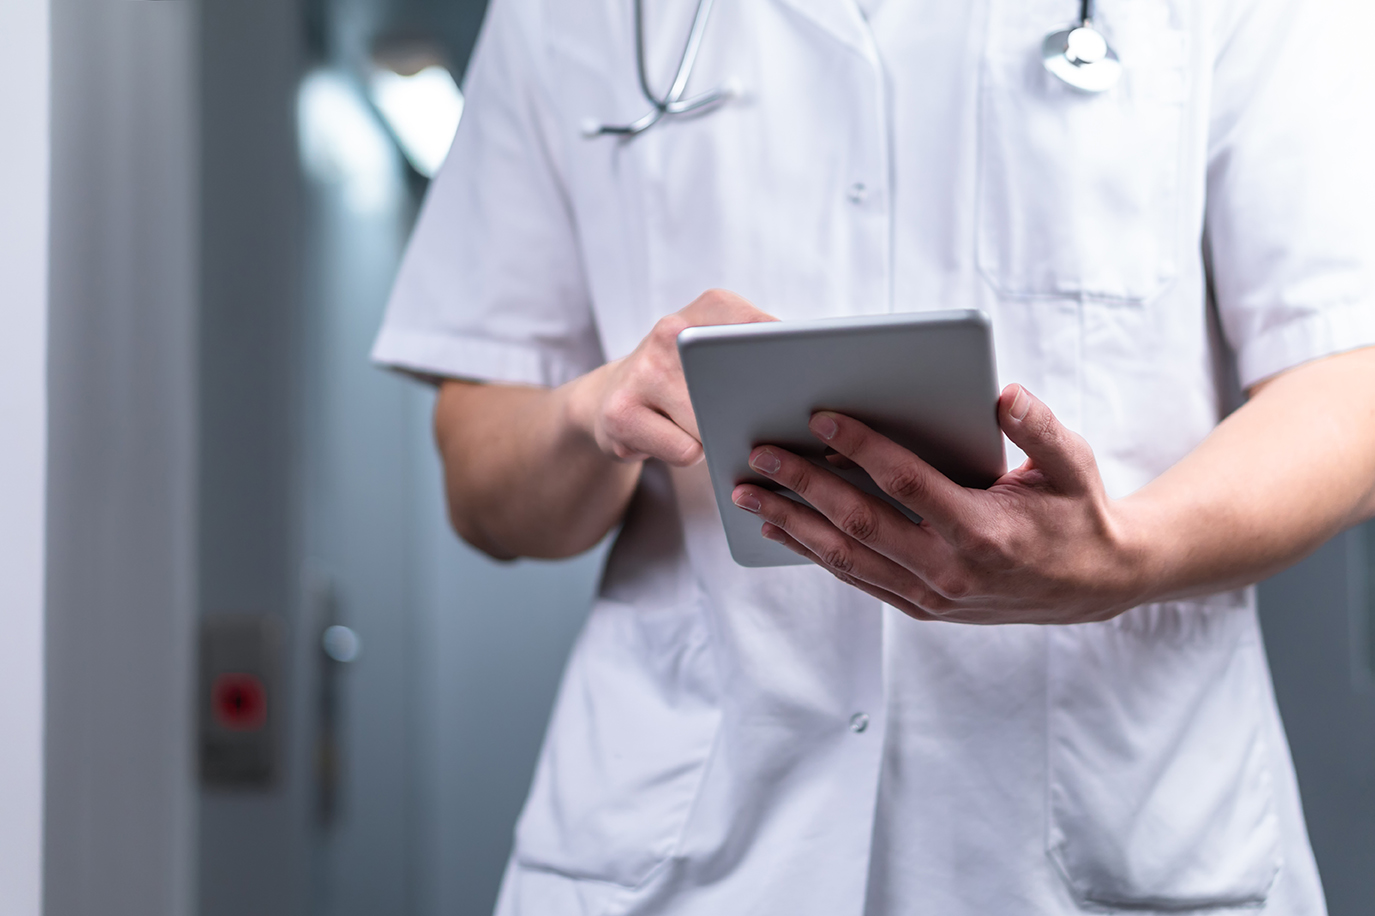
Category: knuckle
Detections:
[
  {"x1": 819, "y1": 540, "x2": 856, "y2": 575},
  {"x1": 901, "y1": 583, "x2": 929, "y2": 609},
  {"x1": 691, "y1": 287, "x2": 765, "y2": 323},
  {"x1": 923, "y1": 588, "x2": 957, "y2": 614},
  {"x1": 946, "y1": 578, "x2": 973, "y2": 601},
  {"x1": 654, "y1": 313, "x2": 690, "y2": 342},
  {"x1": 884, "y1": 465, "x2": 928, "y2": 504},
  {"x1": 932, "y1": 569, "x2": 971, "y2": 601},
  {"x1": 686, "y1": 288, "x2": 728, "y2": 317},
  {"x1": 907, "y1": 583, "x2": 948, "y2": 614},
  {"x1": 1069, "y1": 433, "x2": 1097, "y2": 474},
  {"x1": 837, "y1": 504, "x2": 879, "y2": 543},
  {"x1": 601, "y1": 390, "x2": 638, "y2": 432}
]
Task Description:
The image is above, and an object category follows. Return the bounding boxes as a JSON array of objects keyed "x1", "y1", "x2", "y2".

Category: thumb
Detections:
[{"x1": 998, "y1": 384, "x2": 1092, "y2": 488}]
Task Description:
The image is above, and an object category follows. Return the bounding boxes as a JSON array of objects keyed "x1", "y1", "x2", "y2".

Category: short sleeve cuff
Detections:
[
  {"x1": 1234, "y1": 299, "x2": 1375, "y2": 389},
  {"x1": 371, "y1": 325, "x2": 596, "y2": 388}
]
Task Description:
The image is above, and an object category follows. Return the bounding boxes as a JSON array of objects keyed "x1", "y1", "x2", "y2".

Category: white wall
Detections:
[{"x1": 0, "y1": 0, "x2": 49, "y2": 913}]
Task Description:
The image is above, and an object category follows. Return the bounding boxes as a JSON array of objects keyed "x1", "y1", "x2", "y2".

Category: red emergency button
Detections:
[{"x1": 211, "y1": 672, "x2": 267, "y2": 731}]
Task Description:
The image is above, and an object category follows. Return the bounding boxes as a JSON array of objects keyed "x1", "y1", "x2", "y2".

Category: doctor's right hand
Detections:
[{"x1": 567, "y1": 289, "x2": 776, "y2": 468}]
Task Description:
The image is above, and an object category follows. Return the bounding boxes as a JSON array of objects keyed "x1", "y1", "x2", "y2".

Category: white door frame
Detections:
[{"x1": 0, "y1": 0, "x2": 51, "y2": 912}]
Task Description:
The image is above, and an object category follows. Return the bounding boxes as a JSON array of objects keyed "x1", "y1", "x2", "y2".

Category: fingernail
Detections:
[
  {"x1": 1010, "y1": 386, "x2": 1031, "y2": 421},
  {"x1": 749, "y1": 448, "x2": 781, "y2": 474},
  {"x1": 761, "y1": 524, "x2": 785, "y2": 542},
  {"x1": 810, "y1": 413, "x2": 839, "y2": 441},
  {"x1": 733, "y1": 490, "x2": 761, "y2": 513}
]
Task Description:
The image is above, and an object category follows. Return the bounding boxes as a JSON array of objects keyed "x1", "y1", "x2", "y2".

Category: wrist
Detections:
[
  {"x1": 559, "y1": 362, "x2": 612, "y2": 451},
  {"x1": 1103, "y1": 494, "x2": 1172, "y2": 612}
]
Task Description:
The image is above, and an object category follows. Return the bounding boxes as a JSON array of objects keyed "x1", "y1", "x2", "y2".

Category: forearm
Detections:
[
  {"x1": 433, "y1": 293, "x2": 771, "y2": 560},
  {"x1": 434, "y1": 373, "x2": 640, "y2": 560},
  {"x1": 1120, "y1": 346, "x2": 1375, "y2": 603},
  {"x1": 724, "y1": 346, "x2": 1375, "y2": 625}
]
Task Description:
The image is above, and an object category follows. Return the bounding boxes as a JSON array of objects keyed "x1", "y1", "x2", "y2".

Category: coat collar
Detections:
[{"x1": 769, "y1": 0, "x2": 875, "y2": 59}]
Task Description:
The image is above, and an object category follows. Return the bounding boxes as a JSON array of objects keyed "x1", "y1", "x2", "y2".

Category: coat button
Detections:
[
  {"x1": 849, "y1": 712, "x2": 870, "y2": 733},
  {"x1": 847, "y1": 182, "x2": 868, "y2": 204}
]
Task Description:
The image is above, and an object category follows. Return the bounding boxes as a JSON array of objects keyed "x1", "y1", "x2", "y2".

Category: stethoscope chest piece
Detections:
[{"x1": 1042, "y1": 24, "x2": 1121, "y2": 93}]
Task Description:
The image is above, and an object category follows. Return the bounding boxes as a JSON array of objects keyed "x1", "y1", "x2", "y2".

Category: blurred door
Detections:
[
  {"x1": 197, "y1": 1, "x2": 605, "y2": 913},
  {"x1": 294, "y1": 87, "x2": 606, "y2": 915}
]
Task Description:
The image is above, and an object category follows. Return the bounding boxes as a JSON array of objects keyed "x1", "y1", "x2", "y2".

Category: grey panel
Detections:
[
  {"x1": 1257, "y1": 526, "x2": 1375, "y2": 916},
  {"x1": 45, "y1": 1, "x2": 199, "y2": 914},
  {"x1": 1355, "y1": 525, "x2": 1375, "y2": 681}
]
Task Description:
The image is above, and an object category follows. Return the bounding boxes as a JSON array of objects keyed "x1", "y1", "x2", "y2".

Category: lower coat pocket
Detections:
[
  {"x1": 512, "y1": 595, "x2": 722, "y2": 888},
  {"x1": 1046, "y1": 601, "x2": 1282, "y2": 909}
]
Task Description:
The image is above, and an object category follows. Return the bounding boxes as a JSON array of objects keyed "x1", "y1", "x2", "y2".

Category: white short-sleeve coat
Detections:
[{"x1": 374, "y1": 0, "x2": 1375, "y2": 912}]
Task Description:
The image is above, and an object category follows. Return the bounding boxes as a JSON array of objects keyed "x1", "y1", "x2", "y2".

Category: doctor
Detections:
[{"x1": 374, "y1": 0, "x2": 1375, "y2": 912}]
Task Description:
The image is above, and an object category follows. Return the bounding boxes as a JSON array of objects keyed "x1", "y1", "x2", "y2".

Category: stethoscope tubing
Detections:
[
  {"x1": 589, "y1": 0, "x2": 1115, "y2": 138},
  {"x1": 589, "y1": 0, "x2": 734, "y2": 138}
]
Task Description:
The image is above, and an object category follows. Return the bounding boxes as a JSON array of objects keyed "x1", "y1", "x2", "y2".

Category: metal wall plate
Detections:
[{"x1": 199, "y1": 614, "x2": 282, "y2": 788}]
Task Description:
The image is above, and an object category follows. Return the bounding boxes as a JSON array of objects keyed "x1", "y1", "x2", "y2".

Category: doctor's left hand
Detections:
[{"x1": 730, "y1": 385, "x2": 1151, "y2": 624}]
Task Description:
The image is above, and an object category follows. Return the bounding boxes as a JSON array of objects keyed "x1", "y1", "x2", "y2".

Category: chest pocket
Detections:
[{"x1": 978, "y1": 0, "x2": 1189, "y2": 303}]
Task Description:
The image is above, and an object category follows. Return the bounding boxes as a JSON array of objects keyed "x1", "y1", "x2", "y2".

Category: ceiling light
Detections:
[
  {"x1": 297, "y1": 68, "x2": 402, "y2": 213},
  {"x1": 368, "y1": 64, "x2": 464, "y2": 179}
]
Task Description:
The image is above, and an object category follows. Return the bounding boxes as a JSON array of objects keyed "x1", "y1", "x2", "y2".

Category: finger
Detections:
[
  {"x1": 762, "y1": 514, "x2": 1024, "y2": 627},
  {"x1": 824, "y1": 449, "x2": 858, "y2": 470},
  {"x1": 663, "y1": 289, "x2": 777, "y2": 440},
  {"x1": 682, "y1": 288, "x2": 780, "y2": 326},
  {"x1": 634, "y1": 320, "x2": 704, "y2": 443},
  {"x1": 656, "y1": 291, "x2": 778, "y2": 442},
  {"x1": 805, "y1": 412, "x2": 971, "y2": 534},
  {"x1": 650, "y1": 365, "x2": 701, "y2": 442},
  {"x1": 744, "y1": 445, "x2": 947, "y2": 571},
  {"x1": 604, "y1": 403, "x2": 702, "y2": 466},
  {"x1": 757, "y1": 522, "x2": 941, "y2": 622},
  {"x1": 735, "y1": 483, "x2": 945, "y2": 609},
  {"x1": 997, "y1": 385, "x2": 1094, "y2": 490}
]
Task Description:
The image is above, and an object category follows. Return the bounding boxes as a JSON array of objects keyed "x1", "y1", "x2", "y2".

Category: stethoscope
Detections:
[
  {"x1": 1041, "y1": 0, "x2": 1122, "y2": 92},
  {"x1": 584, "y1": 0, "x2": 1120, "y2": 140},
  {"x1": 582, "y1": 0, "x2": 738, "y2": 138}
]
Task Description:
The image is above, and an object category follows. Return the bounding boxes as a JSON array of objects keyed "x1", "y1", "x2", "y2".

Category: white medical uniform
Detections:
[{"x1": 374, "y1": 0, "x2": 1375, "y2": 912}]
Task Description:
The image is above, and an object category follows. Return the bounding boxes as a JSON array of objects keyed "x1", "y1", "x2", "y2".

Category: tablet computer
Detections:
[{"x1": 678, "y1": 309, "x2": 1006, "y2": 567}]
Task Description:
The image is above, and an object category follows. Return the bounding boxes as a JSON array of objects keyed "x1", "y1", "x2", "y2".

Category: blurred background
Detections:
[{"x1": 8, "y1": 0, "x2": 1374, "y2": 914}]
